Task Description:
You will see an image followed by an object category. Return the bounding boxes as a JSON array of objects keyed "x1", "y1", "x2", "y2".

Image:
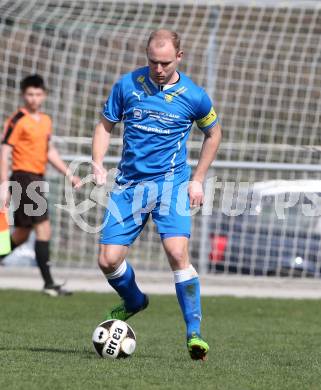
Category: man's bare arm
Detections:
[
  {"x1": 189, "y1": 123, "x2": 222, "y2": 207},
  {"x1": 48, "y1": 143, "x2": 81, "y2": 187},
  {"x1": 193, "y1": 123, "x2": 222, "y2": 183},
  {"x1": 48, "y1": 143, "x2": 69, "y2": 175},
  {"x1": 92, "y1": 116, "x2": 115, "y2": 185}
]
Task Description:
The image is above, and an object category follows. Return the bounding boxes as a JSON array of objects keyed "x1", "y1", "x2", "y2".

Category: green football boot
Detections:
[
  {"x1": 105, "y1": 294, "x2": 149, "y2": 321},
  {"x1": 187, "y1": 332, "x2": 209, "y2": 361}
]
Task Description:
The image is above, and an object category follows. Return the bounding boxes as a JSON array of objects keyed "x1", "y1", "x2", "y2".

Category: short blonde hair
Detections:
[{"x1": 147, "y1": 29, "x2": 181, "y2": 53}]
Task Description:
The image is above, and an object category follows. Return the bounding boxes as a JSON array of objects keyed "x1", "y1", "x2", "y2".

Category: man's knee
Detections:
[
  {"x1": 163, "y1": 237, "x2": 190, "y2": 270},
  {"x1": 12, "y1": 227, "x2": 32, "y2": 246},
  {"x1": 167, "y1": 247, "x2": 189, "y2": 268},
  {"x1": 34, "y1": 220, "x2": 51, "y2": 241},
  {"x1": 98, "y1": 245, "x2": 128, "y2": 273}
]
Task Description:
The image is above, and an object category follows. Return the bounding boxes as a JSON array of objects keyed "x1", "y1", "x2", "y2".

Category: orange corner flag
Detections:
[{"x1": 0, "y1": 210, "x2": 11, "y2": 256}]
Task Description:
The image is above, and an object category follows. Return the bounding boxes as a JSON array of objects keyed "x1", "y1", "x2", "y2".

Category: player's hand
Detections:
[
  {"x1": 92, "y1": 162, "x2": 107, "y2": 186},
  {"x1": 69, "y1": 175, "x2": 82, "y2": 189},
  {"x1": 188, "y1": 180, "x2": 204, "y2": 208}
]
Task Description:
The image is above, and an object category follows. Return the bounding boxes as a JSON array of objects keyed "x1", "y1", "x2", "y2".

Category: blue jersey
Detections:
[{"x1": 102, "y1": 66, "x2": 218, "y2": 184}]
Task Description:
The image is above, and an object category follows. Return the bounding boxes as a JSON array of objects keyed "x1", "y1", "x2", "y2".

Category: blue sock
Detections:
[
  {"x1": 106, "y1": 261, "x2": 145, "y2": 312},
  {"x1": 174, "y1": 265, "x2": 202, "y2": 339}
]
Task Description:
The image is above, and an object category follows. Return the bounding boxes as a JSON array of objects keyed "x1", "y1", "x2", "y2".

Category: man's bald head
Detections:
[{"x1": 147, "y1": 29, "x2": 181, "y2": 53}]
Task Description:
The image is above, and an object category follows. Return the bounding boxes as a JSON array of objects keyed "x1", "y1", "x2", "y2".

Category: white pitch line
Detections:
[{"x1": 1, "y1": 266, "x2": 321, "y2": 299}]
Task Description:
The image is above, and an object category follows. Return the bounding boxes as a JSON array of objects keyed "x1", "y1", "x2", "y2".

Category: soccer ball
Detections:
[{"x1": 92, "y1": 320, "x2": 136, "y2": 359}]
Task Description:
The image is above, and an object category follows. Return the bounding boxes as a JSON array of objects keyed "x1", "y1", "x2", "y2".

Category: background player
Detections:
[
  {"x1": 92, "y1": 30, "x2": 222, "y2": 360},
  {"x1": 0, "y1": 74, "x2": 80, "y2": 296}
]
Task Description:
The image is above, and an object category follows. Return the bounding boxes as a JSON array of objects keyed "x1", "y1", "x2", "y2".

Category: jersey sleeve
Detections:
[
  {"x1": 101, "y1": 79, "x2": 124, "y2": 123},
  {"x1": 194, "y1": 91, "x2": 218, "y2": 133},
  {"x1": 1, "y1": 112, "x2": 24, "y2": 146}
]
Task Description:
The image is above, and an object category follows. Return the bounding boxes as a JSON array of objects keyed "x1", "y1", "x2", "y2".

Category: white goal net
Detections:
[{"x1": 1, "y1": 0, "x2": 321, "y2": 277}]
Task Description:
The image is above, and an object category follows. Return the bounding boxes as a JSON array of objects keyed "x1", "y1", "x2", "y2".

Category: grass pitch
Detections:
[{"x1": 1, "y1": 290, "x2": 321, "y2": 390}]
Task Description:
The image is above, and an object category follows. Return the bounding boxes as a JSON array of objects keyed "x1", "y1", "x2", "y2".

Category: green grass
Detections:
[{"x1": 1, "y1": 290, "x2": 321, "y2": 390}]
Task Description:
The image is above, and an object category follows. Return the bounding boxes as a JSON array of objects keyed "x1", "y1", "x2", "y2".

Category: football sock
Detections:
[
  {"x1": 174, "y1": 265, "x2": 202, "y2": 339},
  {"x1": 35, "y1": 240, "x2": 54, "y2": 287},
  {"x1": 105, "y1": 261, "x2": 146, "y2": 312}
]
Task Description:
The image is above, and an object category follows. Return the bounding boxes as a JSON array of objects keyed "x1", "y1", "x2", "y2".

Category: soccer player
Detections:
[
  {"x1": 0, "y1": 74, "x2": 80, "y2": 296},
  {"x1": 92, "y1": 30, "x2": 222, "y2": 360}
]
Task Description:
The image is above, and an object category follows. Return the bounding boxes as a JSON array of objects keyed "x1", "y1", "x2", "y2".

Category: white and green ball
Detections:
[{"x1": 92, "y1": 320, "x2": 136, "y2": 359}]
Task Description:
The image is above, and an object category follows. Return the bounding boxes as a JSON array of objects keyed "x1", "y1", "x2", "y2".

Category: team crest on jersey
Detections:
[
  {"x1": 164, "y1": 94, "x2": 173, "y2": 103},
  {"x1": 164, "y1": 86, "x2": 188, "y2": 103},
  {"x1": 137, "y1": 75, "x2": 145, "y2": 83},
  {"x1": 133, "y1": 108, "x2": 143, "y2": 119}
]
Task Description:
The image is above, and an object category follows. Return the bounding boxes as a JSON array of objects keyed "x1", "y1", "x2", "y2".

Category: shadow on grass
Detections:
[
  {"x1": 0, "y1": 346, "x2": 163, "y2": 361},
  {"x1": 0, "y1": 346, "x2": 95, "y2": 358}
]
